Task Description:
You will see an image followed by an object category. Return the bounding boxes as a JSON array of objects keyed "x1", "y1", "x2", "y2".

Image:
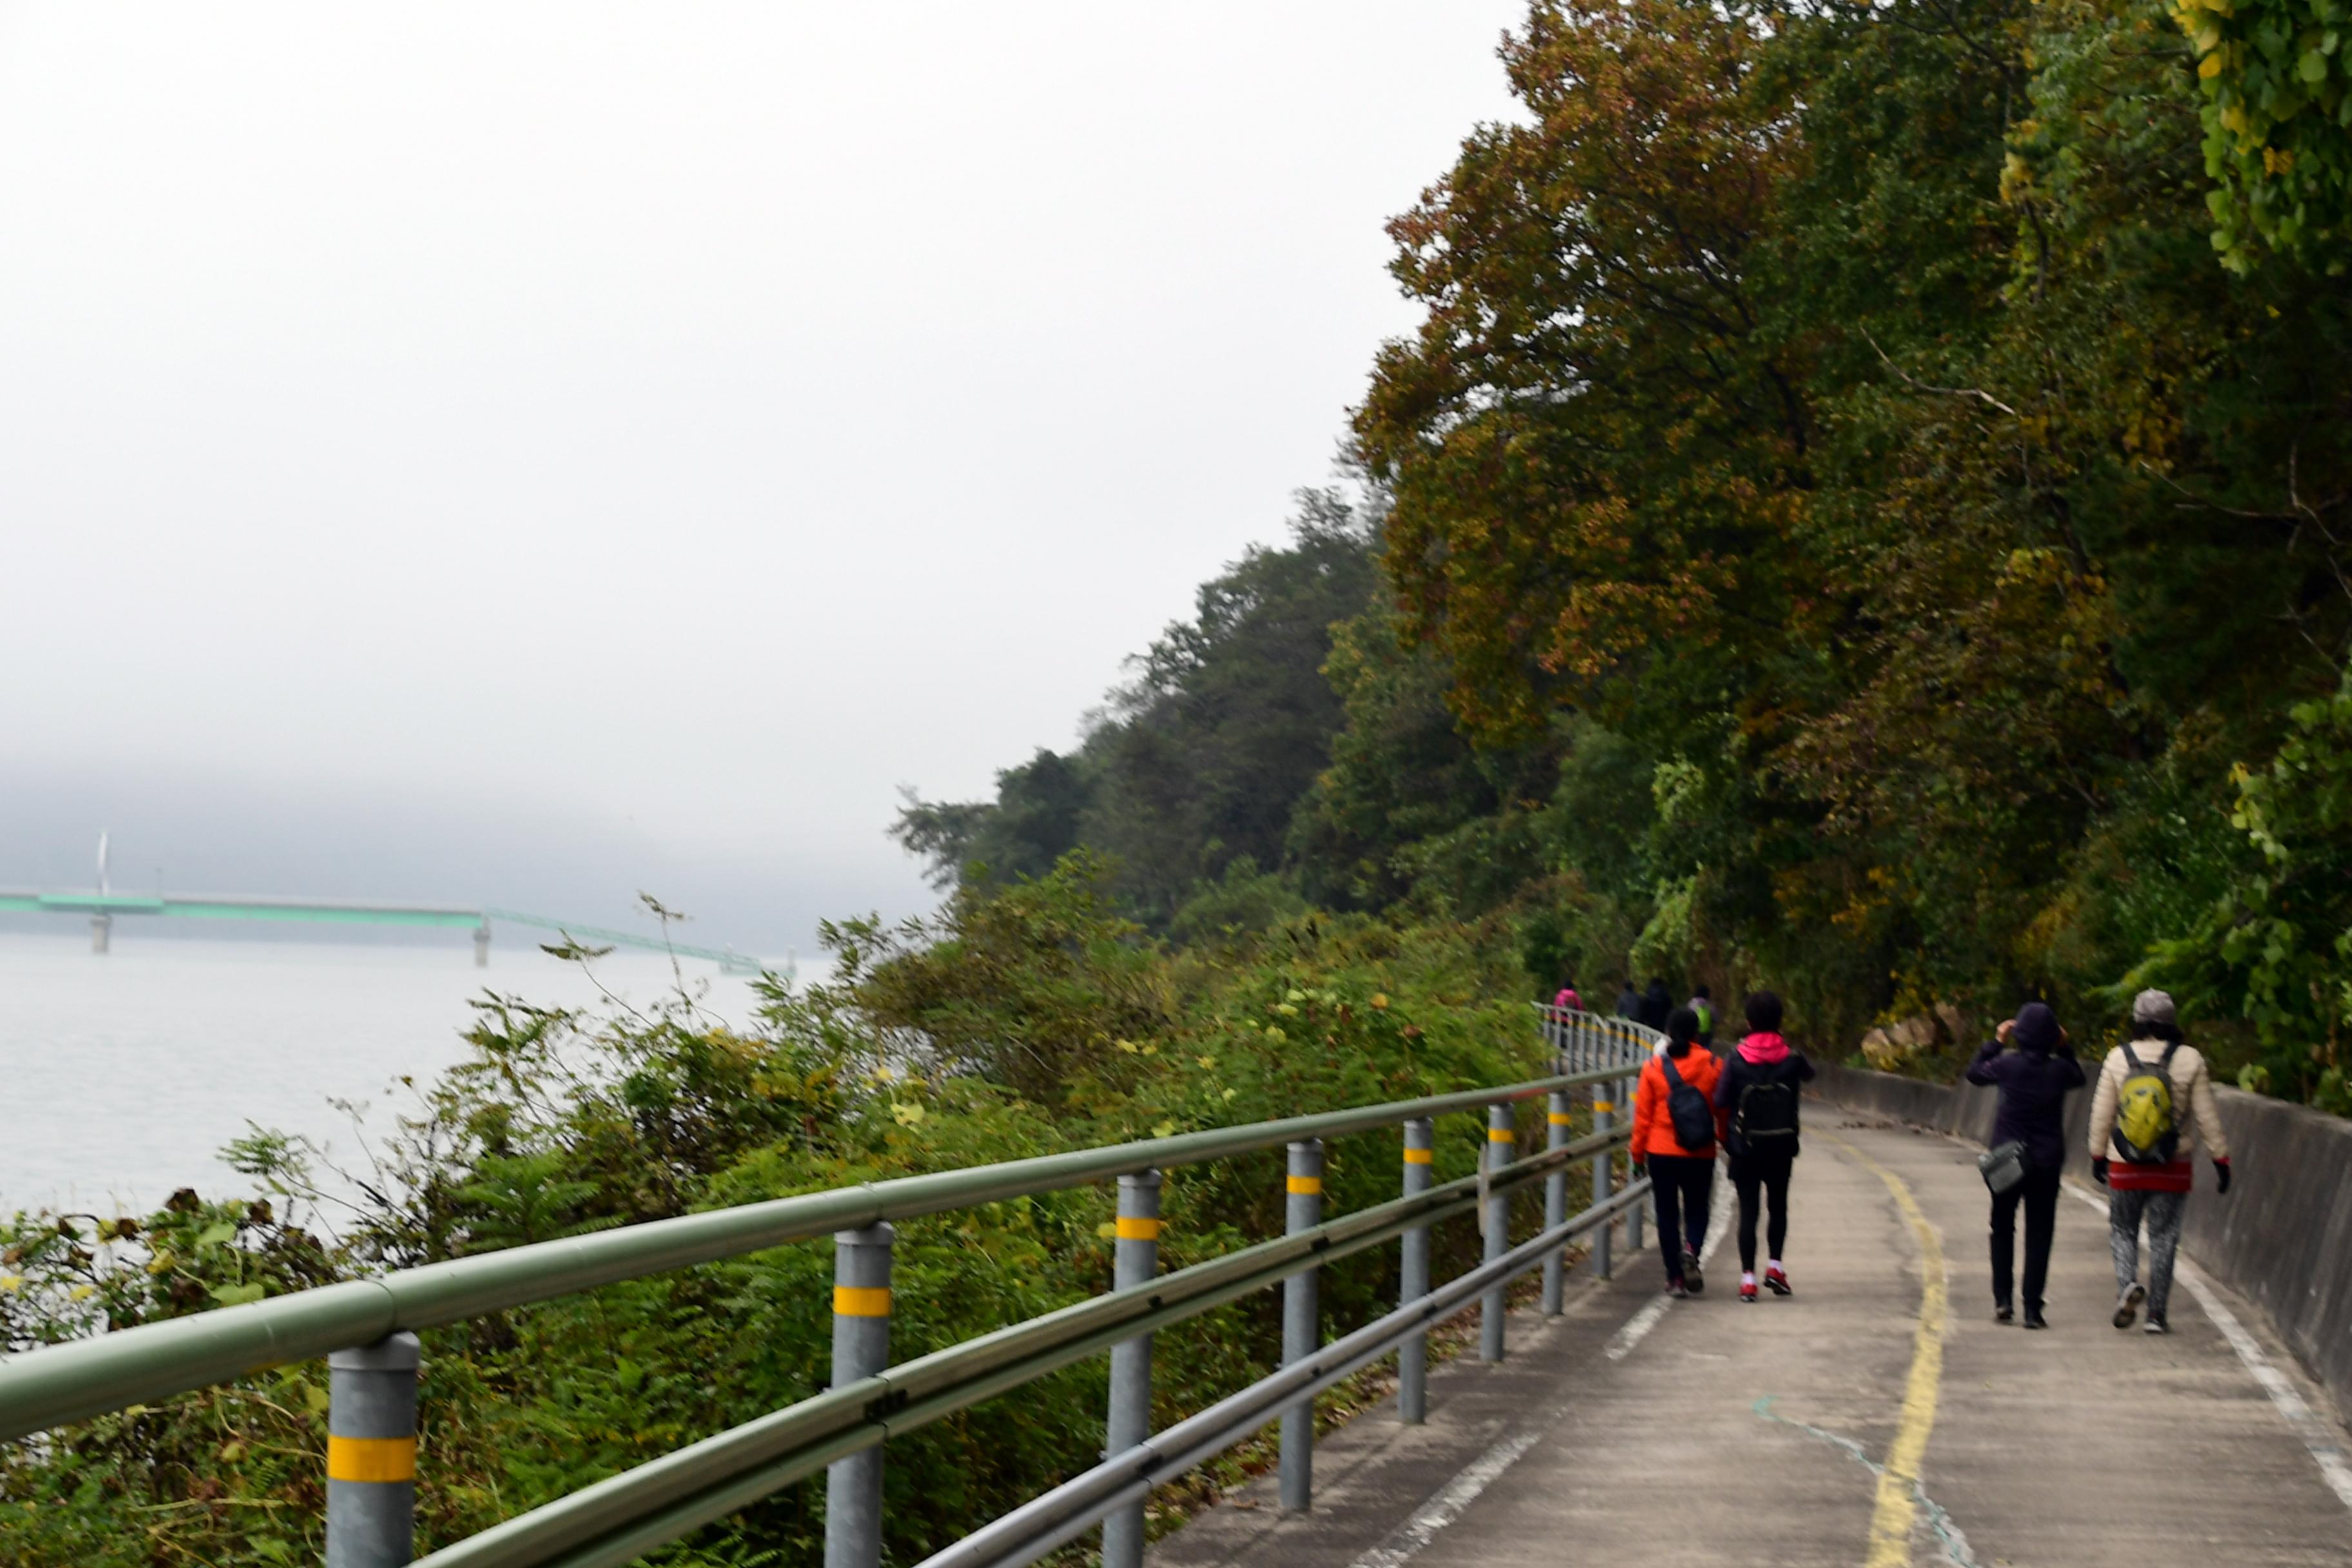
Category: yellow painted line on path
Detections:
[{"x1": 1823, "y1": 1133, "x2": 1947, "y2": 1568}]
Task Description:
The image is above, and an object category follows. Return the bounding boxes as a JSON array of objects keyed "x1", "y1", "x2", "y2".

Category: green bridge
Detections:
[{"x1": 0, "y1": 887, "x2": 769, "y2": 973}]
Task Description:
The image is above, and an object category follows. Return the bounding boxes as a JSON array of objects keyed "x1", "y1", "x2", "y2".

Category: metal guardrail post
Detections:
[
  {"x1": 1480, "y1": 1106, "x2": 1514, "y2": 1362},
  {"x1": 1590, "y1": 1076, "x2": 1614, "y2": 1280},
  {"x1": 1101, "y1": 1171, "x2": 1161, "y2": 1568},
  {"x1": 1542, "y1": 1090, "x2": 1571, "y2": 1317},
  {"x1": 1397, "y1": 1117, "x2": 1433, "y2": 1424},
  {"x1": 326, "y1": 1331, "x2": 421, "y2": 1568},
  {"x1": 1622, "y1": 1061, "x2": 1645, "y2": 1255},
  {"x1": 1278, "y1": 1140, "x2": 1322, "y2": 1513},
  {"x1": 826, "y1": 1223, "x2": 895, "y2": 1568}
]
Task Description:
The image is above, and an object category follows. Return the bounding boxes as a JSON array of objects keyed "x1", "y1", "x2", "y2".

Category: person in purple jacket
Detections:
[{"x1": 1965, "y1": 1001, "x2": 2086, "y2": 1329}]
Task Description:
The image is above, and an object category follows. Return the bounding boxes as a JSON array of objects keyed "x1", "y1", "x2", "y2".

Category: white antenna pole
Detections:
[{"x1": 97, "y1": 830, "x2": 110, "y2": 896}]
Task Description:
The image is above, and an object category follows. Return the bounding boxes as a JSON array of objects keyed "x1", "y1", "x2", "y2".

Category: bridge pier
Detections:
[{"x1": 89, "y1": 912, "x2": 111, "y2": 954}]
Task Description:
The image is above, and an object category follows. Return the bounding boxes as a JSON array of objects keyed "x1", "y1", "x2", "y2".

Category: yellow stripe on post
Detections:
[
  {"x1": 1548, "y1": 1112, "x2": 1573, "y2": 1125},
  {"x1": 1402, "y1": 1148, "x2": 1433, "y2": 1164},
  {"x1": 1592, "y1": 1100, "x2": 1613, "y2": 1113},
  {"x1": 1487, "y1": 1128, "x2": 1515, "y2": 1142},
  {"x1": 326, "y1": 1435, "x2": 417, "y2": 1484},
  {"x1": 1114, "y1": 1215, "x2": 1161, "y2": 1240},
  {"x1": 833, "y1": 1285, "x2": 894, "y2": 1317},
  {"x1": 1286, "y1": 1175, "x2": 1322, "y2": 1195}
]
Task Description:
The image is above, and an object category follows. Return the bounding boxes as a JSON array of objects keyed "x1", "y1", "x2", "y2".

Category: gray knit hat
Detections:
[{"x1": 2132, "y1": 988, "x2": 2177, "y2": 1029}]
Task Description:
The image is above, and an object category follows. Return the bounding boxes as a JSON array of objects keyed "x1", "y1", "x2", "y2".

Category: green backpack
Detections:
[{"x1": 2111, "y1": 1042, "x2": 2182, "y2": 1164}]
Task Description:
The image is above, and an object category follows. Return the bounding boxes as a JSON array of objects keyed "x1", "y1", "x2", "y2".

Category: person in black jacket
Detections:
[
  {"x1": 1965, "y1": 1001, "x2": 2086, "y2": 1329},
  {"x1": 1712, "y1": 991, "x2": 1816, "y2": 1301},
  {"x1": 1640, "y1": 977, "x2": 1674, "y2": 1031}
]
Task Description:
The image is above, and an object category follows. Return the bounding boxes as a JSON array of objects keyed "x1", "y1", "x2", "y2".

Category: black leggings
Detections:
[
  {"x1": 1730, "y1": 1148, "x2": 1795, "y2": 1272},
  {"x1": 1990, "y1": 1165, "x2": 2062, "y2": 1313},
  {"x1": 1647, "y1": 1154, "x2": 1714, "y2": 1281}
]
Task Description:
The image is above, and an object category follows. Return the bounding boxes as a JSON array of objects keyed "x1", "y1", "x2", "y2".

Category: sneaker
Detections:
[
  {"x1": 1682, "y1": 1251, "x2": 1705, "y2": 1294},
  {"x1": 1763, "y1": 1266, "x2": 1792, "y2": 1297},
  {"x1": 2023, "y1": 1308, "x2": 2047, "y2": 1331},
  {"x1": 2143, "y1": 1315, "x2": 2170, "y2": 1335},
  {"x1": 1994, "y1": 1302, "x2": 2014, "y2": 1324},
  {"x1": 1666, "y1": 1279, "x2": 1690, "y2": 1299},
  {"x1": 2113, "y1": 1282, "x2": 2146, "y2": 1329},
  {"x1": 1740, "y1": 1279, "x2": 1759, "y2": 1302}
]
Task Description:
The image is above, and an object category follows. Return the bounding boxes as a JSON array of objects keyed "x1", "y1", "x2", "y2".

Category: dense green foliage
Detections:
[
  {"x1": 2182, "y1": 0, "x2": 2352, "y2": 266},
  {"x1": 1, "y1": 868, "x2": 1561, "y2": 1565},
  {"x1": 894, "y1": 493, "x2": 1379, "y2": 928},
  {"x1": 909, "y1": 0, "x2": 2352, "y2": 1097}
]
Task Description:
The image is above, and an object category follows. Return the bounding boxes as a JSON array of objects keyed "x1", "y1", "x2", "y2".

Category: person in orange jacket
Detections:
[{"x1": 1630, "y1": 1006, "x2": 1724, "y2": 1297}]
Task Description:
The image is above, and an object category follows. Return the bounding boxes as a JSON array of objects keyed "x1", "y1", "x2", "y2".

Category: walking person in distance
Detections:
[
  {"x1": 1686, "y1": 983, "x2": 1716, "y2": 1048},
  {"x1": 1630, "y1": 1006, "x2": 1723, "y2": 1298},
  {"x1": 1640, "y1": 975, "x2": 1674, "y2": 1031},
  {"x1": 1714, "y1": 990, "x2": 1814, "y2": 1302},
  {"x1": 2088, "y1": 989, "x2": 2231, "y2": 1335},
  {"x1": 1965, "y1": 1002, "x2": 2084, "y2": 1329}
]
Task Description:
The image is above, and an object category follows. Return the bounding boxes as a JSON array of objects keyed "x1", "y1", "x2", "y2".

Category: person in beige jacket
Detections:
[{"x1": 2086, "y1": 989, "x2": 2232, "y2": 1334}]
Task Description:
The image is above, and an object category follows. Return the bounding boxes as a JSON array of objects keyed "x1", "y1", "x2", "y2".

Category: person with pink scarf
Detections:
[{"x1": 1710, "y1": 991, "x2": 1816, "y2": 1301}]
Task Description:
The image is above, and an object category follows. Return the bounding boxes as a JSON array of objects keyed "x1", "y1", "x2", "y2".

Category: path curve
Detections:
[{"x1": 1152, "y1": 1114, "x2": 2352, "y2": 1568}]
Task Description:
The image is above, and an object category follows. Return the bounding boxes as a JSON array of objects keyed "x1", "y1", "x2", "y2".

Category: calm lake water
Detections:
[{"x1": 0, "y1": 932, "x2": 794, "y2": 1217}]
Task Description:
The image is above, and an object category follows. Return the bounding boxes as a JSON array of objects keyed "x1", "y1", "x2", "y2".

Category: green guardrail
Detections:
[{"x1": 0, "y1": 1029, "x2": 1660, "y2": 1568}]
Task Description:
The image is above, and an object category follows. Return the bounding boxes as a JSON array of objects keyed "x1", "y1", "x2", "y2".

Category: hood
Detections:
[
  {"x1": 1738, "y1": 1032, "x2": 1789, "y2": 1065},
  {"x1": 2012, "y1": 1002, "x2": 2061, "y2": 1056}
]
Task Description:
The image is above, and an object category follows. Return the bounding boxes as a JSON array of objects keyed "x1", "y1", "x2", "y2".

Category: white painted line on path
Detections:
[
  {"x1": 1348, "y1": 1162, "x2": 1729, "y2": 1568},
  {"x1": 1346, "y1": 1426, "x2": 1545, "y2": 1568},
  {"x1": 2064, "y1": 1182, "x2": 2352, "y2": 1513},
  {"x1": 1602, "y1": 1289, "x2": 1674, "y2": 1364},
  {"x1": 1607, "y1": 1162, "x2": 1728, "y2": 1361}
]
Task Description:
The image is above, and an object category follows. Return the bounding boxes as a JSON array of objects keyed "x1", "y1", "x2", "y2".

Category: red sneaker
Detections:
[
  {"x1": 1739, "y1": 1279, "x2": 1759, "y2": 1302},
  {"x1": 1764, "y1": 1266, "x2": 1792, "y2": 1297}
]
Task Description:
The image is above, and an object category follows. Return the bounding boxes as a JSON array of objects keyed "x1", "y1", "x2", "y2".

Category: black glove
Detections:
[
  {"x1": 2092, "y1": 1157, "x2": 2110, "y2": 1187},
  {"x1": 2214, "y1": 1159, "x2": 2232, "y2": 1194},
  {"x1": 1631, "y1": 1159, "x2": 1647, "y2": 1179}
]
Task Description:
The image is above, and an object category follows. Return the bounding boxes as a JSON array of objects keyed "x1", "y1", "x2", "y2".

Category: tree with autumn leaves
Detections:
[
  {"x1": 1355, "y1": 0, "x2": 2352, "y2": 1080},
  {"x1": 904, "y1": 0, "x2": 2347, "y2": 1099}
]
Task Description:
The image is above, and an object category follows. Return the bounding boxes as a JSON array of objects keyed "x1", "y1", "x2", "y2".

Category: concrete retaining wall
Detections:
[{"x1": 1814, "y1": 1061, "x2": 2352, "y2": 1426}]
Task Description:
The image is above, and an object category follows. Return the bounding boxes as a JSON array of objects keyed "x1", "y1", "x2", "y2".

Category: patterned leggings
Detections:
[{"x1": 2108, "y1": 1188, "x2": 2187, "y2": 1321}]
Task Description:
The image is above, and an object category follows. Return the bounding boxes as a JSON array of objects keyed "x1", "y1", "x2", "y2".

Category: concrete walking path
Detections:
[{"x1": 1150, "y1": 1112, "x2": 2352, "y2": 1567}]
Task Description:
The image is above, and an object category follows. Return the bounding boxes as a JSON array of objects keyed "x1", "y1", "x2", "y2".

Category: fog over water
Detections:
[
  {"x1": 0, "y1": 6, "x2": 1535, "y2": 1216},
  {"x1": 0, "y1": 932, "x2": 799, "y2": 1218},
  {"x1": 0, "y1": 3, "x2": 1533, "y2": 957}
]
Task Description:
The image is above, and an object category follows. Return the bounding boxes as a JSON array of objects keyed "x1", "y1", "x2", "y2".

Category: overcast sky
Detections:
[{"x1": 0, "y1": 3, "x2": 1529, "y2": 956}]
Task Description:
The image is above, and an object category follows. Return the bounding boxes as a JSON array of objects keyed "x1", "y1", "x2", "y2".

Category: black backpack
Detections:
[
  {"x1": 1734, "y1": 1065, "x2": 1799, "y2": 1146},
  {"x1": 1660, "y1": 1054, "x2": 1715, "y2": 1150}
]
